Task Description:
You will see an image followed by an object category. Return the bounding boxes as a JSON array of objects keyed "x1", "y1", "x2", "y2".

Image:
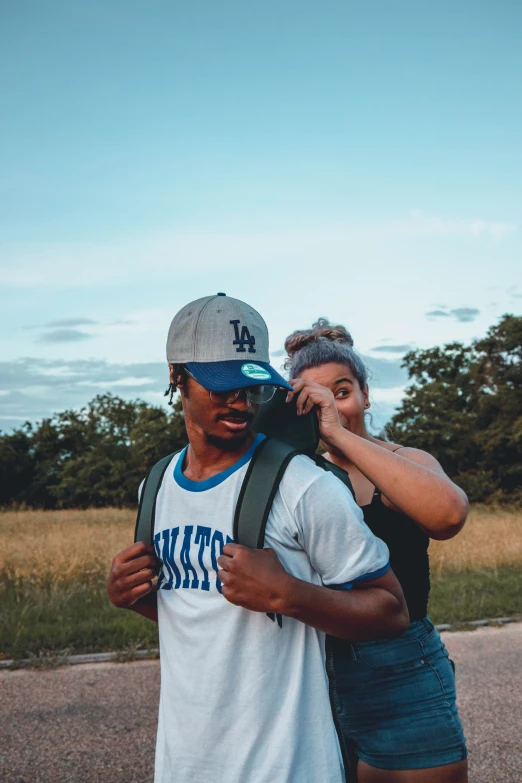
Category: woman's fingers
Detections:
[
  {"x1": 295, "y1": 386, "x2": 331, "y2": 415},
  {"x1": 289, "y1": 378, "x2": 327, "y2": 414},
  {"x1": 294, "y1": 390, "x2": 307, "y2": 415},
  {"x1": 301, "y1": 395, "x2": 316, "y2": 415},
  {"x1": 289, "y1": 382, "x2": 342, "y2": 443},
  {"x1": 289, "y1": 379, "x2": 340, "y2": 432},
  {"x1": 287, "y1": 378, "x2": 306, "y2": 403}
]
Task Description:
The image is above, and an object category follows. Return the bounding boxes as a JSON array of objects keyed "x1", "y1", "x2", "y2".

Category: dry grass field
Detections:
[
  {"x1": 1, "y1": 505, "x2": 521, "y2": 658},
  {"x1": 0, "y1": 507, "x2": 135, "y2": 586},
  {"x1": 429, "y1": 504, "x2": 522, "y2": 574},
  {"x1": 2, "y1": 504, "x2": 521, "y2": 581},
  {"x1": 0, "y1": 508, "x2": 152, "y2": 660}
]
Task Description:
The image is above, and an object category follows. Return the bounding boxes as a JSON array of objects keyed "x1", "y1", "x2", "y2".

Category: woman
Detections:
[{"x1": 285, "y1": 319, "x2": 469, "y2": 783}]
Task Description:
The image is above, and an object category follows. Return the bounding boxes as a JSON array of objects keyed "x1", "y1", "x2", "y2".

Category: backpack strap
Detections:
[
  {"x1": 134, "y1": 450, "x2": 182, "y2": 545},
  {"x1": 234, "y1": 438, "x2": 298, "y2": 549},
  {"x1": 314, "y1": 453, "x2": 355, "y2": 500}
]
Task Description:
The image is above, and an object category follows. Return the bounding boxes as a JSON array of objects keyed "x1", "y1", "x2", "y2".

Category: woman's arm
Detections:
[
  {"x1": 289, "y1": 379, "x2": 468, "y2": 540},
  {"x1": 326, "y1": 429, "x2": 468, "y2": 539}
]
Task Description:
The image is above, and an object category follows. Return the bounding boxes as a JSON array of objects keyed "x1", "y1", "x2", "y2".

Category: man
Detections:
[{"x1": 108, "y1": 293, "x2": 408, "y2": 783}]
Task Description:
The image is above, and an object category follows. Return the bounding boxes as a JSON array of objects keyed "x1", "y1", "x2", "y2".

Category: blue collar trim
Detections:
[{"x1": 173, "y1": 433, "x2": 266, "y2": 492}]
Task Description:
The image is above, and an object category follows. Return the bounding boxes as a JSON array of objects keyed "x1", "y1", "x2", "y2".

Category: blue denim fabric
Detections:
[{"x1": 332, "y1": 618, "x2": 468, "y2": 770}]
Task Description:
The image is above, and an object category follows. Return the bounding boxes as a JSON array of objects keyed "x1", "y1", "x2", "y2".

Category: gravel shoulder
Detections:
[{"x1": 1, "y1": 625, "x2": 521, "y2": 783}]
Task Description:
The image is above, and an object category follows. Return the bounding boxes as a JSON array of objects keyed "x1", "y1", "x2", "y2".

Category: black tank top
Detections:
[{"x1": 362, "y1": 489, "x2": 430, "y2": 621}]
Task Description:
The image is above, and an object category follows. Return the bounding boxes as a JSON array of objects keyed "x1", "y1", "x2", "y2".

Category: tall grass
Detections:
[
  {"x1": 0, "y1": 508, "x2": 157, "y2": 659},
  {"x1": 1, "y1": 506, "x2": 521, "y2": 658},
  {"x1": 427, "y1": 505, "x2": 522, "y2": 624},
  {"x1": 0, "y1": 507, "x2": 134, "y2": 581},
  {"x1": 429, "y1": 505, "x2": 522, "y2": 574}
]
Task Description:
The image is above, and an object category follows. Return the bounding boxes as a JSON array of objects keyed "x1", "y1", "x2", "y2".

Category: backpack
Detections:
[{"x1": 133, "y1": 390, "x2": 358, "y2": 782}]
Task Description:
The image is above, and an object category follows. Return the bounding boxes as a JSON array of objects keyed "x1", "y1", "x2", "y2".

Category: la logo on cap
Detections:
[{"x1": 230, "y1": 319, "x2": 256, "y2": 353}]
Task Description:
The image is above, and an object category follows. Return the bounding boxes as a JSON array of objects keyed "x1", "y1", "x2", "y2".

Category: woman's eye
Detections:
[{"x1": 335, "y1": 389, "x2": 350, "y2": 398}]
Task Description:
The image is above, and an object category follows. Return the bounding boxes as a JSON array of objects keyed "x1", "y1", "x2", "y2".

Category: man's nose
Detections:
[{"x1": 228, "y1": 390, "x2": 254, "y2": 411}]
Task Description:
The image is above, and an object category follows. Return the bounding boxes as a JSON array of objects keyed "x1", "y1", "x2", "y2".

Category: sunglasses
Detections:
[{"x1": 185, "y1": 368, "x2": 277, "y2": 405}]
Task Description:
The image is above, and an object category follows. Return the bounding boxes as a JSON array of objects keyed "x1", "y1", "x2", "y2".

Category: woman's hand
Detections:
[{"x1": 287, "y1": 378, "x2": 344, "y2": 447}]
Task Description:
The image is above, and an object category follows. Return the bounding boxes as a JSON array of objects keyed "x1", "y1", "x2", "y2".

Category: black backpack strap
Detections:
[
  {"x1": 134, "y1": 450, "x2": 182, "y2": 545},
  {"x1": 234, "y1": 438, "x2": 298, "y2": 548},
  {"x1": 315, "y1": 454, "x2": 355, "y2": 500}
]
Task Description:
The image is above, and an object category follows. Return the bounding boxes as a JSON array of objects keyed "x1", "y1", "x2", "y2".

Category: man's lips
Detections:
[
  {"x1": 217, "y1": 413, "x2": 253, "y2": 432},
  {"x1": 221, "y1": 419, "x2": 249, "y2": 431}
]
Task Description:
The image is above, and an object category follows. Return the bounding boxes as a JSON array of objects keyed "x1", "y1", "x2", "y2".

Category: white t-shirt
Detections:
[{"x1": 150, "y1": 435, "x2": 389, "y2": 783}]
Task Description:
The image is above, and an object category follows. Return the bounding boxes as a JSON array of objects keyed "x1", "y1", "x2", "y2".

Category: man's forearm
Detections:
[
  {"x1": 275, "y1": 575, "x2": 408, "y2": 641},
  {"x1": 217, "y1": 544, "x2": 409, "y2": 638}
]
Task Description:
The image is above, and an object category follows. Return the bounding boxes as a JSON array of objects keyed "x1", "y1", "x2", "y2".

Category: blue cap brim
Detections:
[{"x1": 186, "y1": 360, "x2": 292, "y2": 392}]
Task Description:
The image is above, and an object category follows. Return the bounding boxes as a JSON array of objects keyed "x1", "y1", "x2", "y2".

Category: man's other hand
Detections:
[
  {"x1": 108, "y1": 542, "x2": 159, "y2": 609},
  {"x1": 217, "y1": 543, "x2": 293, "y2": 613}
]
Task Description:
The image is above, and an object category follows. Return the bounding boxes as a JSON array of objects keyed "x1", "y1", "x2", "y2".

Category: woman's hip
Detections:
[{"x1": 329, "y1": 618, "x2": 468, "y2": 770}]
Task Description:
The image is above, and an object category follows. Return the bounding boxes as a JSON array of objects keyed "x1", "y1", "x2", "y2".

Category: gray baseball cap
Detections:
[{"x1": 166, "y1": 293, "x2": 291, "y2": 392}]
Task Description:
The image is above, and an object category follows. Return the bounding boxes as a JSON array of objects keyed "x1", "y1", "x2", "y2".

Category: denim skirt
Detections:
[{"x1": 331, "y1": 618, "x2": 468, "y2": 770}]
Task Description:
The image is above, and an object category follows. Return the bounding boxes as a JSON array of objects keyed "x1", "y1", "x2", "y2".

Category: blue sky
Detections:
[{"x1": 1, "y1": 0, "x2": 521, "y2": 433}]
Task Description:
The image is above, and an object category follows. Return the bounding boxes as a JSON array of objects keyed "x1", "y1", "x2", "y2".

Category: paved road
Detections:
[
  {"x1": 1, "y1": 624, "x2": 521, "y2": 783},
  {"x1": 443, "y1": 624, "x2": 522, "y2": 783}
]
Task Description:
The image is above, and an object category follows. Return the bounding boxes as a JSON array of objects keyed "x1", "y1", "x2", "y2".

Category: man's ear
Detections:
[{"x1": 169, "y1": 364, "x2": 175, "y2": 384}]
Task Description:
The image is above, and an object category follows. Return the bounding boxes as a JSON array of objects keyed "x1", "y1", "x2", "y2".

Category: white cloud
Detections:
[
  {"x1": 371, "y1": 387, "x2": 406, "y2": 404},
  {"x1": 0, "y1": 354, "x2": 409, "y2": 431},
  {"x1": 390, "y1": 210, "x2": 516, "y2": 239},
  {"x1": 426, "y1": 306, "x2": 481, "y2": 323},
  {"x1": 79, "y1": 376, "x2": 155, "y2": 389},
  {"x1": 0, "y1": 210, "x2": 516, "y2": 289},
  {"x1": 38, "y1": 328, "x2": 94, "y2": 343}
]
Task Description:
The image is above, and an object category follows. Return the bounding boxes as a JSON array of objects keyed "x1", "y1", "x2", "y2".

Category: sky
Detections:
[{"x1": 1, "y1": 0, "x2": 521, "y2": 434}]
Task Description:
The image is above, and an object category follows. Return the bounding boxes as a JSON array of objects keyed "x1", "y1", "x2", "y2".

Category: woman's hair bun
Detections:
[{"x1": 284, "y1": 318, "x2": 354, "y2": 357}]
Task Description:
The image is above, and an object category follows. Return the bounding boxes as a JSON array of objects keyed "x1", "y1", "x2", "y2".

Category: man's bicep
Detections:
[{"x1": 296, "y1": 472, "x2": 389, "y2": 587}]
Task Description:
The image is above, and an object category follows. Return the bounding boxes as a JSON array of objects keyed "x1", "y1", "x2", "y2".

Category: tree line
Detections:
[
  {"x1": 386, "y1": 314, "x2": 521, "y2": 504},
  {"x1": 1, "y1": 315, "x2": 520, "y2": 508},
  {"x1": 0, "y1": 396, "x2": 187, "y2": 509}
]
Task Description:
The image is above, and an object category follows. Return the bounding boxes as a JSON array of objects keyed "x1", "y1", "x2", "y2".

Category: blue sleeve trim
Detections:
[
  {"x1": 352, "y1": 561, "x2": 390, "y2": 583},
  {"x1": 331, "y1": 561, "x2": 390, "y2": 591}
]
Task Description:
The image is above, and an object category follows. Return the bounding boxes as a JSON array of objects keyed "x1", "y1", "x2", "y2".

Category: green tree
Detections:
[
  {"x1": 0, "y1": 394, "x2": 187, "y2": 508},
  {"x1": 0, "y1": 427, "x2": 34, "y2": 506},
  {"x1": 386, "y1": 314, "x2": 522, "y2": 503}
]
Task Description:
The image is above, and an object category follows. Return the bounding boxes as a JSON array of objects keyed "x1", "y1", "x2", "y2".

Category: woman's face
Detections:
[{"x1": 297, "y1": 362, "x2": 369, "y2": 437}]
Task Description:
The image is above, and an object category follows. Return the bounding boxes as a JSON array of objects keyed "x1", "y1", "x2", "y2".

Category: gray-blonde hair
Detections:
[{"x1": 284, "y1": 318, "x2": 369, "y2": 389}]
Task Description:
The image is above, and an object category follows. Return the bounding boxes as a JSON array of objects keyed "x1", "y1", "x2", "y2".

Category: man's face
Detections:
[{"x1": 175, "y1": 370, "x2": 258, "y2": 451}]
